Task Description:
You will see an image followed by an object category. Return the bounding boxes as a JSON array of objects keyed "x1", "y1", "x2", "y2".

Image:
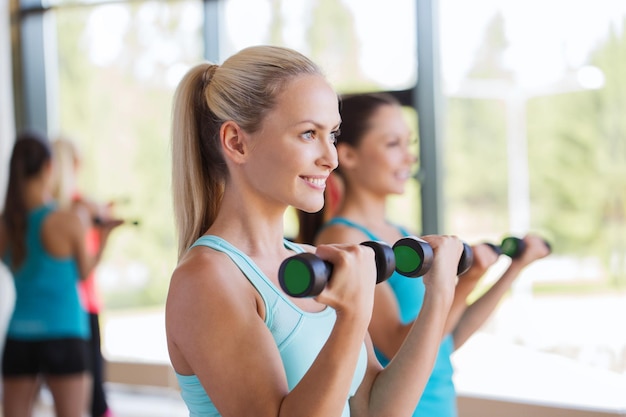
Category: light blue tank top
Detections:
[
  {"x1": 324, "y1": 218, "x2": 457, "y2": 417},
  {"x1": 4, "y1": 204, "x2": 89, "y2": 340},
  {"x1": 175, "y1": 235, "x2": 368, "y2": 417}
]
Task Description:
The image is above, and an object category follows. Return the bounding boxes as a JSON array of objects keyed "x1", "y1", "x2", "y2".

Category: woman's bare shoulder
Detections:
[
  {"x1": 168, "y1": 245, "x2": 257, "y2": 309},
  {"x1": 46, "y1": 208, "x2": 82, "y2": 233}
]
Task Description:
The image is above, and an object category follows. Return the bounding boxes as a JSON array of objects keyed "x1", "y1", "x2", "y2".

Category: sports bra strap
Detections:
[
  {"x1": 189, "y1": 235, "x2": 305, "y2": 328},
  {"x1": 324, "y1": 217, "x2": 411, "y2": 241}
]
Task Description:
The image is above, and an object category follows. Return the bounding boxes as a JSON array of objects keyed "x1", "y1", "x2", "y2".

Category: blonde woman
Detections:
[
  {"x1": 165, "y1": 45, "x2": 463, "y2": 417},
  {"x1": 50, "y1": 137, "x2": 120, "y2": 417}
]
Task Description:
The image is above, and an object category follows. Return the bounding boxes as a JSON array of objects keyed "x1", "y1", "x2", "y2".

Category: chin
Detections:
[
  {"x1": 391, "y1": 186, "x2": 406, "y2": 195},
  {"x1": 297, "y1": 200, "x2": 325, "y2": 214}
]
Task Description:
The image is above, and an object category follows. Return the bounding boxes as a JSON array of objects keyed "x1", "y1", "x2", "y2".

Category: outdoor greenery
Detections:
[
  {"x1": 55, "y1": 1, "x2": 203, "y2": 307},
  {"x1": 445, "y1": 12, "x2": 626, "y2": 288}
]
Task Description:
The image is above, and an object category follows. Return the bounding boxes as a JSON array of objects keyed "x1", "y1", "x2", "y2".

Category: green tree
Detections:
[{"x1": 528, "y1": 18, "x2": 626, "y2": 286}]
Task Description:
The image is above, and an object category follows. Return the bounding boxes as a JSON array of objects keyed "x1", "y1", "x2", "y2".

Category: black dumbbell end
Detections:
[
  {"x1": 278, "y1": 253, "x2": 331, "y2": 297},
  {"x1": 392, "y1": 236, "x2": 434, "y2": 278},
  {"x1": 457, "y1": 242, "x2": 474, "y2": 276},
  {"x1": 361, "y1": 241, "x2": 396, "y2": 284},
  {"x1": 485, "y1": 242, "x2": 502, "y2": 256},
  {"x1": 543, "y1": 239, "x2": 552, "y2": 254}
]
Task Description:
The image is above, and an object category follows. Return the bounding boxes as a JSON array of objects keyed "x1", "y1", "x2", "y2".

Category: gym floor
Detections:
[{"x1": 3, "y1": 383, "x2": 188, "y2": 417}]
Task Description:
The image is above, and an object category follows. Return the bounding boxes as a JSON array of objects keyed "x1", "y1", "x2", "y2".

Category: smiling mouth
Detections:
[
  {"x1": 302, "y1": 177, "x2": 327, "y2": 187},
  {"x1": 396, "y1": 171, "x2": 411, "y2": 181}
]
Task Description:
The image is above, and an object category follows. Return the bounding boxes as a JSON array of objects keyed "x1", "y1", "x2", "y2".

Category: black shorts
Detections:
[{"x1": 2, "y1": 337, "x2": 90, "y2": 376}]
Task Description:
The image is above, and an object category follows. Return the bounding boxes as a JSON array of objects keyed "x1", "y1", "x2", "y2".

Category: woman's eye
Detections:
[
  {"x1": 301, "y1": 131, "x2": 315, "y2": 141},
  {"x1": 329, "y1": 129, "x2": 341, "y2": 144}
]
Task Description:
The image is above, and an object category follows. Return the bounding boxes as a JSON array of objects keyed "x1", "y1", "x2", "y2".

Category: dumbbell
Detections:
[
  {"x1": 487, "y1": 236, "x2": 552, "y2": 259},
  {"x1": 392, "y1": 236, "x2": 474, "y2": 277},
  {"x1": 93, "y1": 216, "x2": 140, "y2": 226},
  {"x1": 279, "y1": 241, "x2": 396, "y2": 297}
]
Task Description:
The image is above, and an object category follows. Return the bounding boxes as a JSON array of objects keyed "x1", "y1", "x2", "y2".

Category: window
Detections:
[
  {"x1": 45, "y1": 0, "x2": 421, "y2": 363},
  {"x1": 44, "y1": 0, "x2": 205, "y2": 364},
  {"x1": 220, "y1": 0, "x2": 417, "y2": 92},
  {"x1": 440, "y1": 0, "x2": 626, "y2": 408}
]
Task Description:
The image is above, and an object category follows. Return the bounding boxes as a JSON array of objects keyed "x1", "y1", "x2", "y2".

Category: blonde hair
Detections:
[
  {"x1": 171, "y1": 45, "x2": 323, "y2": 259},
  {"x1": 50, "y1": 136, "x2": 80, "y2": 209}
]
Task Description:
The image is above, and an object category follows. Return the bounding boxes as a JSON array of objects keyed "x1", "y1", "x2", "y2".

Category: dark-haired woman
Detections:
[
  {"x1": 0, "y1": 131, "x2": 121, "y2": 417},
  {"x1": 310, "y1": 92, "x2": 551, "y2": 417}
]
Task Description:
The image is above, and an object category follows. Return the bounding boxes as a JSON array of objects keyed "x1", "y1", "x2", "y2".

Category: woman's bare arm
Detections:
[
  {"x1": 350, "y1": 235, "x2": 461, "y2": 417},
  {"x1": 167, "y1": 243, "x2": 378, "y2": 417}
]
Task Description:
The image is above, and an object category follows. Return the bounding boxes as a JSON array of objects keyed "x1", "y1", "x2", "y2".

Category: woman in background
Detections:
[
  {"x1": 310, "y1": 92, "x2": 551, "y2": 417},
  {"x1": 0, "y1": 131, "x2": 121, "y2": 417},
  {"x1": 51, "y1": 136, "x2": 117, "y2": 417}
]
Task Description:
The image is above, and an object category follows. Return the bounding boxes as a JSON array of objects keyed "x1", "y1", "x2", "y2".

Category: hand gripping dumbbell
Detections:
[
  {"x1": 487, "y1": 236, "x2": 552, "y2": 259},
  {"x1": 392, "y1": 236, "x2": 474, "y2": 277},
  {"x1": 278, "y1": 241, "x2": 396, "y2": 298}
]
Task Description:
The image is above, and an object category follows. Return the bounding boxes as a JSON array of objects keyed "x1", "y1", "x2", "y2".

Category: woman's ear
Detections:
[
  {"x1": 336, "y1": 143, "x2": 357, "y2": 170},
  {"x1": 220, "y1": 121, "x2": 247, "y2": 164}
]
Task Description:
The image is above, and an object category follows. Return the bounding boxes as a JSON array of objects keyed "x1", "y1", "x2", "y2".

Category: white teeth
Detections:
[{"x1": 304, "y1": 177, "x2": 326, "y2": 186}]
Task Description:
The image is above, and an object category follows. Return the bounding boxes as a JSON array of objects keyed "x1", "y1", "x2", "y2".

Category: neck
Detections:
[
  {"x1": 336, "y1": 187, "x2": 388, "y2": 228},
  {"x1": 24, "y1": 181, "x2": 51, "y2": 210},
  {"x1": 334, "y1": 188, "x2": 408, "y2": 243},
  {"x1": 208, "y1": 187, "x2": 289, "y2": 257}
]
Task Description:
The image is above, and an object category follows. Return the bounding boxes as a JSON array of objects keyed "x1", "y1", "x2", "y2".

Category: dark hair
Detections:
[
  {"x1": 334, "y1": 92, "x2": 401, "y2": 176},
  {"x1": 3, "y1": 130, "x2": 52, "y2": 268},
  {"x1": 296, "y1": 209, "x2": 324, "y2": 245},
  {"x1": 295, "y1": 92, "x2": 402, "y2": 244}
]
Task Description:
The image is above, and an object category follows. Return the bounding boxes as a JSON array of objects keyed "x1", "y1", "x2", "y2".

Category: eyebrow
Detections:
[{"x1": 294, "y1": 120, "x2": 341, "y2": 130}]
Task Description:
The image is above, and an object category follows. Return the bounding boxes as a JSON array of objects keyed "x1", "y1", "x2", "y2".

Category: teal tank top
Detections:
[
  {"x1": 175, "y1": 235, "x2": 368, "y2": 417},
  {"x1": 324, "y1": 218, "x2": 457, "y2": 417},
  {"x1": 4, "y1": 204, "x2": 89, "y2": 340}
]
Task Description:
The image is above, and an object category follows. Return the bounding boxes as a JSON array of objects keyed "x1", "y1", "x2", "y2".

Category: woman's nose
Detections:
[{"x1": 319, "y1": 140, "x2": 338, "y2": 170}]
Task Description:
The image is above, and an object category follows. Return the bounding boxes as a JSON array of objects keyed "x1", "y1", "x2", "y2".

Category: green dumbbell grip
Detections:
[
  {"x1": 392, "y1": 236, "x2": 434, "y2": 278},
  {"x1": 278, "y1": 241, "x2": 395, "y2": 298},
  {"x1": 279, "y1": 253, "x2": 331, "y2": 297},
  {"x1": 490, "y1": 236, "x2": 552, "y2": 259},
  {"x1": 500, "y1": 236, "x2": 525, "y2": 258},
  {"x1": 393, "y1": 237, "x2": 473, "y2": 277}
]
